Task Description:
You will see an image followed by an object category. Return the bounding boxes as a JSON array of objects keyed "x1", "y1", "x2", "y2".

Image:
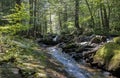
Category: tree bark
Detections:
[
  {"x1": 49, "y1": 10, "x2": 53, "y2": 33},
  {"x1": 58, "y1": 12, "x2": 62, "y2": 33},
  {"x1": 63, "y1": 4, "x2": 68, "y2": 30},
  {"x1": 103, "y1": 5, "x2": 109, "y2": 31},
  {"x1": 33, "y1": 0, "x2": 37, "y2": 37},
  {"x1": 16, "y1": 0, "x2": 21, "y2": 5},
  {"x1": 85, "y1": 0, "x2": 95, "y2": 27},
  {"x1": 75, "y1": 0, "x2": 80, "y2": 29}
]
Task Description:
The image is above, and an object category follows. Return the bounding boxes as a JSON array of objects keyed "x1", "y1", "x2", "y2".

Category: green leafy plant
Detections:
[{"x1": 0, "y1": 3, "x2": 30, "y2": 35}]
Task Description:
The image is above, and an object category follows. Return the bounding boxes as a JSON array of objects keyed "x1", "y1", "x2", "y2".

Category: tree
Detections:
[{"x1": 75, "y1": 0, "x2": 80, "y2": 29}]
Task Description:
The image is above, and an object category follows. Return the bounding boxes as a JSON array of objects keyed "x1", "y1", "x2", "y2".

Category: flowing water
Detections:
[{"x1": 47, "y1": 47, "x2": 112, "y2": 78}]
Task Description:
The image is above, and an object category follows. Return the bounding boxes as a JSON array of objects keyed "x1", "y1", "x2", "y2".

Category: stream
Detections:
[{"x1": 47, "y1": 46, "x2": 112, "y2": 78}]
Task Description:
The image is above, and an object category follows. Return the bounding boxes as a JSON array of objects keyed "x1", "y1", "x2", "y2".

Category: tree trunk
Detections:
[
  {"x1": 58, "y1": 12, "x2": 62, "y2": 33},
  {"x1": 100, "y1": 4, "x2": 104, "y2": 29},
  {"x1": 63, "y1": 4, "x2": 68, "y2": 30},
  {"x1": 49, "y1": 10, "x2": 53, "y2": 33},
  {"x1": 103, "y1": 5, "x2": 109, "y2": 31},
  {"x1": 75, "y1": 0, "x2": 80, "y2": 29},
  {"x1": 16, "y1": 0, "x2": 21, "y2": 5},
  {"x1": 85, "y1": 0, "x2": 95, "y2": 27},
  {"x1": 33, "y1": 0, "x2": 37, "y2": 37}
]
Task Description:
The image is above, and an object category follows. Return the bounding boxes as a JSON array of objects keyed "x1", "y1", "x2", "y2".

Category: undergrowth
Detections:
[{"x1": 0, "y1": 34, "x2": 47, "y2": 78}]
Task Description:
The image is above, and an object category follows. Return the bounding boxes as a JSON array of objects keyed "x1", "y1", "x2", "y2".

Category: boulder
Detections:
[
  {"x1": 90, "y1": 37, "x2": 101, "y2": 44},
  {"x1": 62, "y1": 43, "x2": 78, "y2": 53},
  {"x1": 63, "y1": 43, "x2": 78, "y2": 49},
  {"x1": 93, "y1": 42, "x2": 120, "y2": 77},
  {"x1": 113, "y1": 37, "x2": 120, "y2": 44}
]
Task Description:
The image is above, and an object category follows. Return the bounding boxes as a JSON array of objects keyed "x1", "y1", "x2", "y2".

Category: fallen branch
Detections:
[{"x1": 82, "y1": 45, "x2": 102, "y2": 57}]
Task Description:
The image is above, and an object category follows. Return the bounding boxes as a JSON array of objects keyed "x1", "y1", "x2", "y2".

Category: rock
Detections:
[
  {"x1": 77, "y1": 35, "x2": 86, "y2": 42},
  {"x1": 57, "y1": 42, "x2": 66, "y2": 48},
  {"x1": 90, "y1": 36, "x2": 107, "y2": 44},
  {"x1": 90, "y1": 37, "x2": 101, "y2": 44},
  {"x1": 113, "y1": 37, "x2": 120, "y2": 44},
  {"x1": 62, "y1": 43, "x2": 86, "y2": 53},
  {"x1": 62, "y1": 43, "x2": 78, "y2": 49},
  {"x1": 0, "y1": 67, "x2": 21, "y2": 78},
  {"x1": 101, "y1": 36, "x2": 107, "y2": 42},
  {"x1": 60, "y1": 34, "x2": 74, "y2": 43},
  {"x1": 93, "y1": 42, "x2": 120, "y2": 76},
  {"x1": 37, "y1": 37, "x2": 58, "y2": 45}
]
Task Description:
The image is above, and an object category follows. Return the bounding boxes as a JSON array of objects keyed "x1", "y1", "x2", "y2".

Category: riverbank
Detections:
[{"x1": 0, "y1": 35, "x2": 70, "y2": 78}]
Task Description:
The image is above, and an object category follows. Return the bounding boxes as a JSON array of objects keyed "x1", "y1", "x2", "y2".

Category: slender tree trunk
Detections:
[
  {"x1": 75, "y1": 0, "x2": 80, "y2": 29},
  {"x1": 85, "y1": 0, "x2": 95, "y2": 27},
  {"x1": 16, "y1": 0, "x2": 21, "y2": 5},
  {"x1": 58, "y1": 12, "x2": 62, "y2": 33},
  {"x1": 44, "y1": 15, "x2": 47, "y2": 34},
  {"x1": 49, "y1": 10, "x2": 53, "y2": 33},
  {"x1": 63, "y1": 4, "x2": 68, "y2": 30},
  {"x1": 103, "y1": 5, "x2": 109, "y2": 30},
  {"x1": 100, "y1": 4, "x2": 104, "y2": 28},
  {"x1": 33, "y1": 0, "x2": 37, "y2": 37}
]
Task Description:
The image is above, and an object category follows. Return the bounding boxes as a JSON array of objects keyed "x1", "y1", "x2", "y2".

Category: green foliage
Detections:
[
  {"x1": 93, "y1": 27, "x2": 109, "y2": 35},
  {"x1": 109, "y1": 29, "x2": 120, "y2": 36},
  {"x1": 0, "y1": 23, "x2": 28, "y2": 35},
  {"x1": 0, "y1": 3, "x2": 30, "y2": 35},
  {"x1": 94, "y1": 42, "x2": 120, "y2": 71},
  {"x1": 4, "y1": 3, "x2": 30, "y2": 24}
]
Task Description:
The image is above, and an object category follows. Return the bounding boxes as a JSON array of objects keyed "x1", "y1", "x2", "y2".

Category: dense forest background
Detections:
[{"x1": 0, "y1": 0, "x2": 120, "y2": 37}]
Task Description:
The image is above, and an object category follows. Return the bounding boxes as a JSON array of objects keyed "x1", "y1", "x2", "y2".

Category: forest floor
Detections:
[{"x1": 0, "y1": 35, "x2": 70, "y2": 78}]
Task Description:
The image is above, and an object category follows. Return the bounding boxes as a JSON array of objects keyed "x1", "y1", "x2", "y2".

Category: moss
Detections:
[
  {"x1": 0, "y1": 35, "x2": 47, "y2": 78},
  {"x1": 109, "y1": 53, "x2": 120, "y2": 71},
  {"x1": 113, "y1": 37, "x2": 120, "y2": 44},
  {"x1": 94, "y1": 42, "x2": 120, "y2": 71}
]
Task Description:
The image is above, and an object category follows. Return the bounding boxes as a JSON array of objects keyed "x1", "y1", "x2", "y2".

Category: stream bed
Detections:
[{"x1": 47, "y1": 46, "x2": 114, "y2": 78}]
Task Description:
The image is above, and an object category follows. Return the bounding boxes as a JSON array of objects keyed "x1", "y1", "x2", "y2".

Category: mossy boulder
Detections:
[
  {"x1": 93, "y1": 42, "x2": 120, "y2": 73},
  {"x1": 113, "y1": 37, "x2": 120, "y2": 44}
]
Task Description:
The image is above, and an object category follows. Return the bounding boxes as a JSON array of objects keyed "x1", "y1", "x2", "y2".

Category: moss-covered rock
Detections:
[
  {"x1": 113, "y1": 37, "x2": 120, "y2": 44},
  {"x1": 93, "y1": 42, "x2": 120, "y2": 73}
]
